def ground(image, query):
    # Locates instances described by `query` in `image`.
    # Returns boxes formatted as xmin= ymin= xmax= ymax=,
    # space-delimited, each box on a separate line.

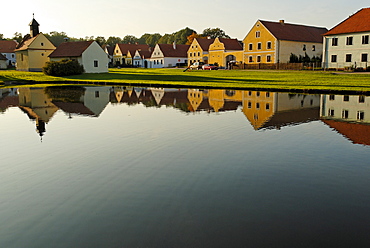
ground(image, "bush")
xmin=43 ymin=59 xmax=84 ymax=76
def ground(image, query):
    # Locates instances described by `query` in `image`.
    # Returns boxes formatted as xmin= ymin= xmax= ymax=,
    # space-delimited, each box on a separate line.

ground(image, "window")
xmin=266 ymin=55 xmax=271 ymax=62
xmin=342 ymin=110 xmax=349 ymax=119
xmin=359 ymin=95 xmax=365 ymax=103
xmin=249 ymin=56 xmax=253 ymax=63
xmin=266 ymin=103 xmax=270 ymax=110
xmin=345 ymin=54 xmax=352 ymax=62
xmin=362 ymin=35 xmax=369 ymax=44
xmin=312 ymin=45 xmax=316 ymax=51
xmin=249 ymin=43 xmax=253 ymax=50
xmin=329 ymin=95 xmax=335 ymax=100
xmin=332 ymin=38 xmax=338 ymax=46
xmin=248 ymin=91 xmax=252 ymax=96
xmin=357 ymin=111 xmax=365 ymax=120
xmin=256 ymin=102 xmax=260 ymax=109
xmin=41 ymin=42 xmax=44 ymax=46
xmin=303 ymin=44 xmax=306 ymax=51
xmin=361 ymin=53 xmax=368 ymax=62
xmin=343 ymin=95 xmax=349 ymax=101
xmin=95 ymin=91 xmax=100 ymax=98
xmin=189 ymin=53 xmax=192 ymax=57
xmin=256 ymin=91 xmax=260 ymax=97
xmin=247 ymin=101 xmax=252 ymax=108
xmin=198 ymin=52 xmax=200 ymax=56
xmin=331 ymin=55 xmax=337 ymax=62
xmin=41 ymin=53 xmax=44 ymax=56
xmin=256 ymin=31 xmax=260 ymax=38
xmin=267 ymin=41 xmax=272 ymax=49
xmin=328 ymin=109 xmax=335 ymax=117
xmin=257 ymin=56 xmax=261 ymax=63
xmin=266 ymin=92 xmax=270 ymax=98
xmin=257 ymin=42 xmax=262 ymax=50
xmin=346 ymin=36 xmax=353 ymax=45
xmin=94 ymin=60 xmax=98 ymax=67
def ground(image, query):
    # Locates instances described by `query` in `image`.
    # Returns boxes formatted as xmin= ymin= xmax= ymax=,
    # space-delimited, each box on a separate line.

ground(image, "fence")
xmin=238 ymin=62 xmax=322 ymax=70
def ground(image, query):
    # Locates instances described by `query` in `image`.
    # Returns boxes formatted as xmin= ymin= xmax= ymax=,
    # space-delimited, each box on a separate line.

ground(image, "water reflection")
xmin=1 ymin=85 xmax=370 ymax=145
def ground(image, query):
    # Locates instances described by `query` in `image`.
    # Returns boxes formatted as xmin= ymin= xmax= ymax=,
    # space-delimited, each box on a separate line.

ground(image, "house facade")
xmin=149 ymin=43 xmax=189 ymax=68
xmin=113 ymin=43 xmax=150 ymax=66
xmin=0 ymin=40 xmax=18 ymax=67
xmin=208 ymin=38 xmax=243 ymax=68
xmin=243 ymin=20 xmax=327 ymax=64
xmin=187 ymin=38 xmax=215 ymax=66
xmin=49 ymin=41 xmax=109 ymax=73
xmin=322 ymin=8 xmax=370 ymax=69
xmin=15 ymin=18 xmax=56 ymax=72
xmin=0 ymin=53 xmax=7 ymax=69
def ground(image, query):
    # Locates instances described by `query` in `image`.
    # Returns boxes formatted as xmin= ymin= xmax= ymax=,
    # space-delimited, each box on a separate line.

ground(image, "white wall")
xmin=82 ymin=41 xmax=109 ymax=73
xmin=279 ymin=40 xmax=324 ymax=63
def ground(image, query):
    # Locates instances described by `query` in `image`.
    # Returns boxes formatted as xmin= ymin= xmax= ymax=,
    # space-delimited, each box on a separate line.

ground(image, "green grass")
xmin=1 ymin=68 xmax=370 ymax=92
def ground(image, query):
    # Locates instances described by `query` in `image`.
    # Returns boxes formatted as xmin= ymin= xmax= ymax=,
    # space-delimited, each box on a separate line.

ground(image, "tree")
xmin=186 ymin=32 xmax=205 ymax=45
xmin=95 ymin=36 xmax=106 ymax=46
xmin=201 ymin=28 xmax=230 ymax=39
xmin=44 ymin=31 xmax=68 ymax=47
xmin=158 ymin=33 xmax=174 ymax=44
xmin=13 ymin=32 xmax=23 ymax=43
xmin=138 ymin=33 xmax=162 ymax=47
xmin=122 ymin=35 xmax=138 ymax=44
xmin=173 ymin=27 xmax=196 ymax=44
xmin=106 ymin=36 xmax=122 ymax=47
xmin=0 ymin=34 xmax=4 ymax=40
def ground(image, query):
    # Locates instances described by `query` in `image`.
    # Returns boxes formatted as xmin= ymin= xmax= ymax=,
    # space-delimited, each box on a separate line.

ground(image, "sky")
xmin=2 ymin=0 xmax=369 ymax=41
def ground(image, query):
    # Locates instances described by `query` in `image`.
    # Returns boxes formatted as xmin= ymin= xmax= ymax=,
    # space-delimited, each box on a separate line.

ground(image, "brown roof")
xmin=52 ymin=101 xmax=96 ymax=116
xmin=0 ymin=40 xmax=17 ymax=53
xmin=158 ymin=44 xmax=189 ymax=57
xmin=117 ymin=44 xmax=150 ymax=55
xmin=49 ymin=41 xmax=94 ymax=57
xmin=0 ymin=53 xmax=6 ymax=60
xmin=324 ymin=8 xmax=370 ymax=36
xmin=15 ymin=34 xmax=37 ymax=51
xmin=137 ymin=50 xmax=152 ymax=59
xmin=196 ymin=38 xmax=215 ymax=51
xmin=260 ymin=20 xmax=328 ymax=43
xmin=218 ymin=38 xmax=243 ymax=50
xmin=103 ymin=45 xmax=115 ymax=56
xmin=322 ymin=119 xmax=370 ymax=146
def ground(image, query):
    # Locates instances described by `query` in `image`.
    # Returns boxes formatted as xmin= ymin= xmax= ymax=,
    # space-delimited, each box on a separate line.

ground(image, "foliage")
xmin=186 ymin=32 xmax=205 ymax=45
xmin=0 ymin=34 xmax=4 ymax=40
xmin=201 ymin=28 xmax=230 ymax=39
xmin=122 ymin=35 xmax=139 ymax=44
xmin=95 ymin=36 xmax=106 ymax=46
xmin=45 ymin=86 xmax=85 ymax=102
xmin=290 ymin=53 xmax=322 ymax=63
xmin=138 ymin=33 xmax=162 ymax=47
xmin=44 ymin=31 xmax=68 ymax=47
xmin=43 ymin=59 xmax=84 ymax=76
xmin=106 ymin=36 xmax=123 ymax=47
xmin=158 ymin=27 xmax=196 ymax=44
xmin=13 ymin=32 xmax=23 ymax=43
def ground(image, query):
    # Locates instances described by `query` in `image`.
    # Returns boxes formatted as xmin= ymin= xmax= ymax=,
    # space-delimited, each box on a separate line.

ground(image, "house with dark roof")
xmin=322 ymin=8 xmax=370 ymax=69
xmin=0 ymin=40 xmax=18 ymax=67
xmin=132 ymin=50 xmax=152 ymax=68
xmin=208 ymin=38 xmax=243 ymax=68
xmin=49 ymin=41 xmax=109 ymax=73
xmin=15 ymin=18 xmax=56 ymax=71
xmin=149 ymin=43 xmax=189 ymax=68
xmin=187 ymin=38 xmax=215 ymax=66
xmin=243 ymin=20 xmax=327 ymax=64
xmin=113 ymin=43 xmax=151 ymax=66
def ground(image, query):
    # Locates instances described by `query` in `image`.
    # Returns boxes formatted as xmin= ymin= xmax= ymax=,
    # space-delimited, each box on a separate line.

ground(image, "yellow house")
xmin=208 ymin=38 xmax=243 ymax=68
xmin=113 ymin=43 xmax=150 ymax=66
xmin=187 ymin=38 xmax=215 ymax=66
xmin=15 ymin=18 xmax=56 ymax=71
xmin=243 ymin=20 xmax=327 ymax=64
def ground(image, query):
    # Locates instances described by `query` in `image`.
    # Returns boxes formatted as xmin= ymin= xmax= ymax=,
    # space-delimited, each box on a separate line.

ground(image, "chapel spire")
xmin=29 ymin=14 xmax=40 ymax=37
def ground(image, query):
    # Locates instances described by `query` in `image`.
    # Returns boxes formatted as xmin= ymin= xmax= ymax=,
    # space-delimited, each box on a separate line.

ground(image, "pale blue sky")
xmin=3 ymin=0 xmax=369 ymax=40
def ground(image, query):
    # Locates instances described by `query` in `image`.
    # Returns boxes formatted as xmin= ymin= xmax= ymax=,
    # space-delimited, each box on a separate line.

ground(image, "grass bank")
xmin=1 ymin=68 xmax=370 ymax=92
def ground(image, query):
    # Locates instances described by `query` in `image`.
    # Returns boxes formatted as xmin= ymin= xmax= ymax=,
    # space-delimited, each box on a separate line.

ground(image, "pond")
xmin=0 ymin=86 xmax=369 ymax=247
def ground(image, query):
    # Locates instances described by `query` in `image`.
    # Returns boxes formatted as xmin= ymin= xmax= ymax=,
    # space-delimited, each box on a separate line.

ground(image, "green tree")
xmin=44 ymin=31 xmax=68 ymax=47
xmin=201 ymin=28 xmax=230 ymax=39
xmin=13 ymin=32 xmax=23 ymax=43
xmin=107 ymin=36 xmax=122 ymax=47
xmin=122 ymin=35 xmax=138 ymax=44
xmin=95 ymin=36 xmax=106 ymax=46
xmin=174 ymin=27 xmax=196 ymax=44
xmin=158 ymin=33 xmax=174 ymax=44
xmin=0 ymin=34 xmax=4 ymax=40
xmin=138 ymin=33 xmax=162 ymax=47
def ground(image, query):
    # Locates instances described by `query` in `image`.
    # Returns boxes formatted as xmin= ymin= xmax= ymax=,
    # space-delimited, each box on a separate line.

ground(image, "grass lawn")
xmin=1 ymin=68 xmax=370 ymax=92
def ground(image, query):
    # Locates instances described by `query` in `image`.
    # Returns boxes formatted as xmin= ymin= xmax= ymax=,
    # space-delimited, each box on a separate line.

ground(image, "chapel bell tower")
xmin=29 ymin=14 xmax=40 ymax=37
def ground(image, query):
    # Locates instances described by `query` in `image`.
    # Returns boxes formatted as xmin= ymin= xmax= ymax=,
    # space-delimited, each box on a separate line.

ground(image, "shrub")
xmin=43 ymin=59 xmax=84 ymax=76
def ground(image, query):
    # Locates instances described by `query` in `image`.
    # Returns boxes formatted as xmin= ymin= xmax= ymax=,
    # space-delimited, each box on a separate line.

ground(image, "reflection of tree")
xmin=172 ymin=103 xmax=191 ymax=112
xmin=45 ymin=86 xmax=85 ymax=102
xmin=141 ymin=98 xmax=160 ymax=108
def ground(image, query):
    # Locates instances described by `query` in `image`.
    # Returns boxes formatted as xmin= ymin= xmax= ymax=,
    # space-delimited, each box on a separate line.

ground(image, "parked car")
xmin=202 ymin=64 xmax=218 ymax=70
xmin=190 ymin=62 xmax=204 ymax=70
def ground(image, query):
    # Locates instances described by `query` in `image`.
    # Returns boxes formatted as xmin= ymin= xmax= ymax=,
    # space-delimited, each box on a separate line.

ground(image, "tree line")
xmin=0 ymin=27 xmax=230 ymax=47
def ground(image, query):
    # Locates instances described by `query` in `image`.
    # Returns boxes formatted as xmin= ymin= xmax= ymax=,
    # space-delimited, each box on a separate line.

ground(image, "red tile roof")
xmin=117 ymin=44 xmax=150 ymax=55
xmin=324 ymin=8 xmax=370 ymax=36
xmin=0 ymin=40 xmax=17 ymax=53
xmin=137 ymin=50 xmax=152 ymax=59
xmin=196 ymin=38 xmax=215 ymax=51
xmin=261 ymin=20 xmax=328 ymax=43
xmin=322 ymin=119 xmax=370 ymax=146
xmin=158 ymin=44 xmax=189 ymax=57
xmin=49 ymin=41 xmax=94 ymax=57
xmin=15 ymin=34 xmax=37 ymax=51
xmin=218 ymin=38 xmax=243 ymax=50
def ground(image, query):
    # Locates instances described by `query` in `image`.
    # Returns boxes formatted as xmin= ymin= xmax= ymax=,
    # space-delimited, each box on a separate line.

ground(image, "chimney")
xmin=173 ymin=40 xmax=176 ymax=50
xmin=279 ymin=20 xmax=285 ymax=25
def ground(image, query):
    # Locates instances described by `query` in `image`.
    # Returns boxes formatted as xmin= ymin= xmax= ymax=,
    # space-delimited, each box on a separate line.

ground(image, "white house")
xmin=49 ymin=41 xmax=109 ymax=73
xmin=0 ymin=40 xmax=17 ymax=67
xmin=132 ymin=50 xmax=152 ymax=68
xmin=149 ymin=43 xmax=189 ymax=68
xmin=323 ymin=8 xmax=370 ymax=69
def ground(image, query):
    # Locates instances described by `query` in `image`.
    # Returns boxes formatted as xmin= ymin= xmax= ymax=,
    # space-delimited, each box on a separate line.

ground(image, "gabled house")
xmin=0 ymin=53 xmax=7 ymax=69
xmin=132 ymin=50 xmax=152 ymax=68
xmin=49 ymin=41 xmax=109 ymax=73
xmin=243 ymin=20 xmax=327 ymax=64
xmin=14 ymin=18 xmax=56 ymax=71
xmin=0 ymin=40 xmax=18 ymax=67
xmin=103 ymin=45 xmax=115 ymax=67
xmin=187 ymin=38 xmax=215 ymax=66
xmin=208 ymin=38 xmax=243 ymax=68
xmin=113 ymin=43 xmax=151 ymax=66
xmin=322 ymin=8 xmax=370 ymax=70
xmin=149 ymin=43 xmax=189 ymax=68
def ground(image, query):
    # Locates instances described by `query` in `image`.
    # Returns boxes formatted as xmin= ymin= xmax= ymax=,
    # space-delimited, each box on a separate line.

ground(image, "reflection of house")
xmin=243 ymin=20 xmax=327 ymax=64
xmin=242 ymin=91 xmax=320 ymax=130
xmin=15 ymin=18 xmax=56 ymax=72
xmin=323 ymin=8 xmax=370 ymax=70
xmin=208 ymin=38 xmax=243 ymax=68
xmin=49 ymin=41 xmax=109 ymax=73
xmin=0 ymin=88 xmax=19 ymax=113
xmin=18 ymin=88 xmax=59 ymax=137
xmin=322 ymin=120 xmax=370 ymax=146
xmin=149 ymin=43 xmax=189 ymax=68
xmin=320 ymin=94 xmax=370 ymax=123
xmin=187 ymin=38 xmax=215 ymax=66
xmin=0 ymin=40 xmax=18 ymax=67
